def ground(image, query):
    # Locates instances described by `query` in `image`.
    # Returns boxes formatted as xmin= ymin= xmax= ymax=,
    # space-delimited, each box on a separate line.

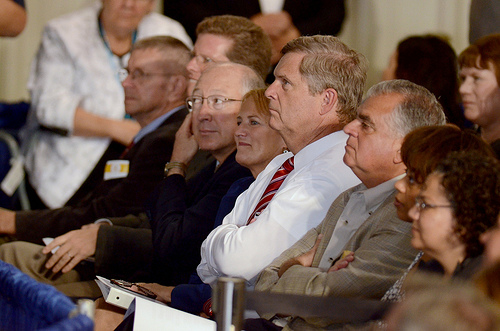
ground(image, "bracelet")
xmin=164 ymin=161 xmax=188 ymax=177
xmin=94 ymin=218 xmax=113 ymax=226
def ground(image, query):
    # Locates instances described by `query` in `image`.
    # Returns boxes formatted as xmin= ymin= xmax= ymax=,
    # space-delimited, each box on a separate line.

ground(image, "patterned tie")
xmin=246 ymin=156 xmax=295 ymax=225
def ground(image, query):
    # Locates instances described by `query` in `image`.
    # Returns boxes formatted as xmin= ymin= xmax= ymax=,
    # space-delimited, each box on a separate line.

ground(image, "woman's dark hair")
xmin=435 ymin=151 xmax=500 ymax=258
xmin=395 ymin=35 xmax=465 ymax=128
xmin=401 ymin=125 xmax=495 ymax=185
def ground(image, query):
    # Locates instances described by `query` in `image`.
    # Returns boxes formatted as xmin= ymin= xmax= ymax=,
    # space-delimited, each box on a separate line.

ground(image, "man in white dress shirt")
xmin=197 ymin=35 xmax=366 ymax=287
xmin=253 ymin=80 xmax=446 ymax=330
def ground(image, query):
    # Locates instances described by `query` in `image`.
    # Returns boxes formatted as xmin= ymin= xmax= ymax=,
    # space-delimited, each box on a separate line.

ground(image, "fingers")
xmin=328 ymin=260 xmax=349 ymax=272
xmin=178 ymin=113 xmax=193 ymax=136
xmin=311 ymin=233 xmax=323 ymax=252
xmin=171 ymin=113 xmax=198 ymax=164
xmin=339 ymin=251 xmax=355 ymax=263
xmin=42 ymin=233 xmax=67 ymax=255
xmin=328 ymin=252 xmax=355 ymax=273
xmin=136 ymin=282 xmax=153 ymax=290
xmin=344 ymin=252 xmax=355 ymax=262
xmin=42 ymin=233 xmax=80 ymax=273
xmin=60 ymin=253 xmax=84 ymax=273
xmin=315 ymin=233 xmax=323 ymax=245
xmin=45 ymin=246 xmax=72 ymax=273
xmin=46 ymin=247 xmax=84 ymax=274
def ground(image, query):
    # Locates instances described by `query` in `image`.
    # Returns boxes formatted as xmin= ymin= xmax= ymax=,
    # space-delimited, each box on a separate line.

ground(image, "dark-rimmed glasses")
xmin=414 ymin=196 xmax=453 ymax=211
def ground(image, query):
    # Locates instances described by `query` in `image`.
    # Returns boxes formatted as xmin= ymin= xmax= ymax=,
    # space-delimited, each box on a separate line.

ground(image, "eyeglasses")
xmin=414 ymin=196 xmax=453 ymax=211
xmin=110 ymin=279 xmax=157 ymax=299
xmin=118 ymin=68 xmax=170 ymax=82
xmin=186 ymin=95 xmax=242 ymax=112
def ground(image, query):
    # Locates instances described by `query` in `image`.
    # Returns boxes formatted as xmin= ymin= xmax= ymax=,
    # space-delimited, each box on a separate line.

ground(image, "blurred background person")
xmin=185 ymin=15 xmax=271 ymax=94
xmin=21 ymin=0 xmax=191 ymax=209
xmin=382 ymin=34 xmax=467 ymax=128
xmin=384 ymin=274 xmax=500 ymax=331
xmin=469 ymin=0 xmax=500 ymax=43
xmin=480 ymin=214 xmax=500 ymax=268
xmin=163 ymin=0 xmax=345 ymax=80
xmin=0 ymin=0 xmax=26 ymax=37
xmin=475 ymin=213 xmax=500 ymax=307
xmin=458 ymin=33 xmax=500 ymax=158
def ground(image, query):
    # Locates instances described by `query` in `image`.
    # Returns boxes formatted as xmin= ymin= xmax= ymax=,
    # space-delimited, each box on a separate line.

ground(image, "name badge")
xmin=104 ymin=160 xmax=129 ymax=180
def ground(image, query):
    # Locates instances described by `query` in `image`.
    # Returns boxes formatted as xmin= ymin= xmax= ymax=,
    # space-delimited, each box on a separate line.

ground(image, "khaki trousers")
xmin=0 ymin=241 xmax=101 ymax=298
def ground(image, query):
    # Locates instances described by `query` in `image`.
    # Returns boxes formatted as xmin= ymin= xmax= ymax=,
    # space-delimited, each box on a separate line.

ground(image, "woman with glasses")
xmin=332 ymin=125 xmax=496 ymax=301
xmin=380 ymin=151 xmax=500 ymax=330
xmin=408 ymin=151 xmax=500 ymax=279
xmin=382 ymin=126 xmax=497 ymax=302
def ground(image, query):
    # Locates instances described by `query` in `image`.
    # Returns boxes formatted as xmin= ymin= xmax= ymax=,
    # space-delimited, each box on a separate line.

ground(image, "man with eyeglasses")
xmin=185 ymin=15 xmax=272 ymax=93
xmin=0 ymin=36 xmax=193 ymax=295
xmin=0 ymin=62 xmax=260 ymax=298
xmin=0 ymin=14 xmax=273 ymax=294
xmin=22 ymin=0 xmax=192 ymax=210
xmin=251 ymin=79 xmax=446 ymax=330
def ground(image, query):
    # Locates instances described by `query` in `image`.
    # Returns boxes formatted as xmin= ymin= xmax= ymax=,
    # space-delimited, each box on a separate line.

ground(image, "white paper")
xmin=42 ymin=237 xmax=60 ymax=254
xmin=133 ymin=296 xmax=216 ymax=331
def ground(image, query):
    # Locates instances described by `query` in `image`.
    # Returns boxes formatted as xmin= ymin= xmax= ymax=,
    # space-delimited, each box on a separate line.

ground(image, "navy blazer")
xmin=149 ymin=152 xmax=252 ymax=285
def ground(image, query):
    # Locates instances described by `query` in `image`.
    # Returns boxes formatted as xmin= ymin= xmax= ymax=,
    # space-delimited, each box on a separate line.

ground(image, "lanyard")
xmin=98 ymin=16 xmax=137 ymax=119
xmin=98 ymin=17 xmax=137 ymax=75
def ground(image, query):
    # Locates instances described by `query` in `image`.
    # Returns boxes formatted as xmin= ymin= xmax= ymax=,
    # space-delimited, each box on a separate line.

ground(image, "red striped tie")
xmin=247 ymin=156 xmax=294 ymax=225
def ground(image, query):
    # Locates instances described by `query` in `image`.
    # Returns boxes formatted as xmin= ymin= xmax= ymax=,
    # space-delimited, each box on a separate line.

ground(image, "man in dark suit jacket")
xmin=0 ymin=62 xmax=263 ymax=298
xmin=0 ymin=36 xmax=192 ymax=288
xmin=0 ymin=36 xmax=194 ymax=239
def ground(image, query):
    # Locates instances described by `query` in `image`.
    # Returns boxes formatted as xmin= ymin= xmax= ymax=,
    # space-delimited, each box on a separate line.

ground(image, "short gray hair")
xmin=366 ymin=79 xmax=446 ymax=137
xmin=282 ymin=35 xmax=368 ymax=126
xmin=132 ymin=36 xmax=191 ymax=77
xmin=200 ymin=62 xmax=266 ymax=96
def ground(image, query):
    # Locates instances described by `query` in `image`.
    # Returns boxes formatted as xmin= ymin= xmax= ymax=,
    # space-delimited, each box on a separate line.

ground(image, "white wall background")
xmin=0 ymin=0 xmax=471 ymax=102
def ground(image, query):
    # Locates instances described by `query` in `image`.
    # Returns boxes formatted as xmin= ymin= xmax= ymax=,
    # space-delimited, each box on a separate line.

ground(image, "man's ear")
xmin=168 ymin=75 xmax=188 ymax=97
xmin=145 ymin=0 xmax=155 ymax=14
xmin=394 ymin=146 xmax=403 ymax=165
xmin=319 ymin=88 xmax=338 ymax=115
